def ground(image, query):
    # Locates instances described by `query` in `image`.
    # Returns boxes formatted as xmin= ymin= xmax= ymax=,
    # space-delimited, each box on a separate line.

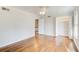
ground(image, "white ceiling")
xmin=47 ymin=6 xmax=76 ymax=17
xmin=13 ymin=6 xmax=76 ymax=17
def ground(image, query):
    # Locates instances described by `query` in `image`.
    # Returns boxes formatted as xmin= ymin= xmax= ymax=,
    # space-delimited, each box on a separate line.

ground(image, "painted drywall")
xmin=0 ymin=7 xmax=37 ymax=47
xmin=39 ymin=17 xmax=56 ymax=36
xmin=39 ymin=16 xmax=71 ymax=36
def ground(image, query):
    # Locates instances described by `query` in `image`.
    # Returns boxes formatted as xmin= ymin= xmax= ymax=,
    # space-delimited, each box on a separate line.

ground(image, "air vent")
xmin=48 ymin=16 xmax=51 ymax=17
xmin=1 ymin=7 xmax=10 ymax=11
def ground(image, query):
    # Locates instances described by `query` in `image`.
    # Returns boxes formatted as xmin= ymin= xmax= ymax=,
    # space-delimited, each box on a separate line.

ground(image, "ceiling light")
xmin=39 ymin=7 xmax=47 ymax=15
xmin=40 ymin=11 xmax=45 ymax=15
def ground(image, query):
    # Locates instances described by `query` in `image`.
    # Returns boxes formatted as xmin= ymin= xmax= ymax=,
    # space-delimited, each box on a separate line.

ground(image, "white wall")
xmin=45 ymin=17 xmax=56 ymax=36
xmin=0 ymin=7 xmax=37 ymax=47
xmin=39 ymin=16 xmax=71 ymax=36
xmin=39 ymin=18 xmax=45 ymax=35
xmin=39 ymin=17 xmax=56 ymax=36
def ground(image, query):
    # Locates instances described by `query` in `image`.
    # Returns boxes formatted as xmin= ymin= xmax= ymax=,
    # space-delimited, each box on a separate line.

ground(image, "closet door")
xmin=56 ymin=17 xmax=70 ymax=46
xmin=56 ymin=18 xmax=65 ymax=46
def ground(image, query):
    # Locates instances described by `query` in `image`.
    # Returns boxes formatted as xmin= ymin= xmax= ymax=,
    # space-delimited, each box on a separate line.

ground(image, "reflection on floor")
xmin=0 ymin=35 xmax=71 ymax=52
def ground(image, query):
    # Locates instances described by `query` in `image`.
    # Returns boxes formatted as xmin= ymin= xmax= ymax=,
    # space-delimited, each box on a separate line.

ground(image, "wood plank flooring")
xmin=0 ymin=35 xmax=72 ymax=52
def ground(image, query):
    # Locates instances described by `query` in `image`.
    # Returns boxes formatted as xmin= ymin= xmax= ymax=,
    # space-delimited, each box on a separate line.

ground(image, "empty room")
xmin=0 ymin=6 xmax=79 ymax=52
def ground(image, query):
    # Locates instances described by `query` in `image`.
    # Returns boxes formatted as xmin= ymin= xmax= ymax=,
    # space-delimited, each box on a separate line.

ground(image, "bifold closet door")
xmin=56 ymin=17 xmax=71 ymax=46
xmin=56 ymin=18 xmax=65 ymax=46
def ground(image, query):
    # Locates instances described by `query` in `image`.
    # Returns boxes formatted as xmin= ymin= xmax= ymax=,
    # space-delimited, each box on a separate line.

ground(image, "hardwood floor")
xmin=0 ymin=35 xmax=71 ymax=52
